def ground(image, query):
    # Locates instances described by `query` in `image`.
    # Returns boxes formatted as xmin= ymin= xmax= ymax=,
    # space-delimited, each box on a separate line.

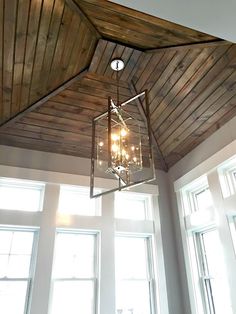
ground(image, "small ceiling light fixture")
xmin=90 ymin=59 xmax=155 ymax=198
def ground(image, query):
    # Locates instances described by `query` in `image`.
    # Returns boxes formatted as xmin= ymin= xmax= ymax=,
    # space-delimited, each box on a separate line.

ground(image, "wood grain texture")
xmin=75 ymin=0 xmax=217 ymax=49
xmin=1 ymin=0 xmax=236 ymax=171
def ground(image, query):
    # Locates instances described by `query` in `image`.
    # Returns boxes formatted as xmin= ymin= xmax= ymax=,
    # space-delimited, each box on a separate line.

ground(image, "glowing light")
xmin=98 ymin=141 xmax=104 ymax=147
xmin=112 ymin=144 xmax=119 ymax=152
xmin=131 ymin=146 xmax=135 ymax=151
xmin=120 ymin=128 xmax=127 ymax=137
xmin=125 ymin=154 xmax=129 ymax=160
xmin=111 ymin=133 xmax=119 ymax=141
xmin=133 ymin=157 xmax=137 ymax=162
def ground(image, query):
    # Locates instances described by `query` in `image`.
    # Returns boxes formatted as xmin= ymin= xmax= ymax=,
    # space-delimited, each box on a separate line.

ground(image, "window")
xmin=0 ymin=178 xmax=44 ymax=212
xmin=50 ymin=232 xmax=98 ymax=314
xmin=218 ymin=157 xmax=236 ymax=197
xmin=115 ymin=235 xmax=156 ymax=314
xmin=115 ymin=192 xmax=152 ymax=220
xmin=0 ymin=229 xmax=36 ymax=314
xmin=229 ymin=216 xmax=236 ymax=255
xmin=58 ymin=185 xmax=101 ymax=216
xmin=195 ymin=229 xmax=232 ymax=314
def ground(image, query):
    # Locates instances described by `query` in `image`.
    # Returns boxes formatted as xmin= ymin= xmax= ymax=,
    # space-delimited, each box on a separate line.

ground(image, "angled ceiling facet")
xmin=1 ymin=0 xmax=236 ymax=171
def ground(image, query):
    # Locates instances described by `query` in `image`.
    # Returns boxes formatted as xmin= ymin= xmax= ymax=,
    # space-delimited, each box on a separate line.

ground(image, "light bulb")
xmin=111 ymin=133 xmax=119 ymax=141
xmin=133 ymin=157 xmax=137 ymax=162
xmin=131 ymin=146 xmax=135 ymax=151
xmin=98 ymin=141 xmax=104 ymax=147
xmin=120 ymin=128 xmax=127 ymax=137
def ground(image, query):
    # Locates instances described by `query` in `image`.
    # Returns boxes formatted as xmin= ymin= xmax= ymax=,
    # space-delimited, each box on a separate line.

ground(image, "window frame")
xmin=115 ymin=234 xmax=157 ymax=314
xmin=0 ymin=177 xmax=45 ymax=212
xmin=0 ymin=227 xmax=38 ymax=314
xmin=49 ymin=230 xmax=100 ymax=314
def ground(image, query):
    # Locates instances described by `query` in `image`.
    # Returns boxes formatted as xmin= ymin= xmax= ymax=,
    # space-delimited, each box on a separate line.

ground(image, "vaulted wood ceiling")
xmin=0 ymin=0 xmax=235 ymax=170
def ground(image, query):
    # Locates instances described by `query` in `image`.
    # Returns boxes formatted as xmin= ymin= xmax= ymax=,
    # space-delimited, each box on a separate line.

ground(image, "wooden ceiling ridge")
xmin=0 ymin=69 xmax=88 ymax=131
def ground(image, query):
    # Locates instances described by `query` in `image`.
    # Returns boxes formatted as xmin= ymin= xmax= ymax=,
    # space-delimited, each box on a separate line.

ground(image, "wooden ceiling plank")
xmin=119 ymin=50 xmax=142 ymax=82
xmin=160 ymin=74 xmax=236 ymax=155
xmin=89 ymin=39 xmax=107 ymax=73
xmin=135 ymin=52 xmax=165 ymax=92
xmin=47 ymin=3 xmax=74 ymax=91
xmin=2 ymin=0 xmax=18 ymax=121
xmin=0 ymin=0 xmax=4 ymax=123
xmin=77 ymin=0 xmax=216 ymax=47
xmin=37 ymin=0 xmax=65 ymax=98
xmin=103 ymin=44 xmax=126 ymax=78
xmin=151 ymin=45 xmax=231 ymax=130
xmin=30 ymin=0 xmax=65 ymax=104
xmin=73 ymin=29 xmax=97 ymax=75
xmin=0 ymin=133 xmax=92 ymax=157
xmin=155 ymin=45 xmax=235 ymax=144
xmin=148 ymin=50 xmax=188 ymax=109
xmin=77 ymin=0 xmax=215 ymax=42
xmin=131 ymin=53 xmax=152 ymax=86
xmin=130 ymin=82 xmax=168 ymax=172
xmin=11 ymin=0 xmax=31 ymax=117
xmin=96 ymin=41 xmax=117 ymax=76
xmin=73 ymin=76 xmax=130 ymax=97
xmin=0 ymin=69 xmax=88 ymax=130
xmin=148 ymin=48 xmax=202 ymax=115
xmin=166 ymin=104 xmax=236 ymax=167
xmin=111 ymin=46 xmax=134 ymax=80
xmin=88 ymin=17 xmax=172 ymax=49
xmin=20 ymin=0 xmax=44 ymax=110
xmin=65 ymin=0 xmax=101 ymax=39
xmin=124 ymin=51 xmax=144 ymax=83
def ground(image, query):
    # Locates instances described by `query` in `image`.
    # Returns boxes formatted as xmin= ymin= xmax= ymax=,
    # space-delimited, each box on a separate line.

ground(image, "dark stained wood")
xmin=0 ymin=69 xmax=88 ymax=129
xmin=75 ymin=0 xmax=217 ymax=49
xmin=1 ymin=0 xmax=236 ymax=171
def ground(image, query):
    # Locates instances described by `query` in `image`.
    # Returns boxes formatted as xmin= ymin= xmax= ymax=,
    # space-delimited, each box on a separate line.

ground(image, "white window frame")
xmin=58 ymin=185 xmax=101 ymax=216
xmin=115 ymin=233 xmax=157 ymax=314
xmin=49 ymin=230 xmax=99 ymax=314
xmin=0 ymin=227 xmax=38 ymax=314
xmin=0 ymin=177 xmax=45 ymax=212
xmin=114 ymin=191 xmax=153 ymax=220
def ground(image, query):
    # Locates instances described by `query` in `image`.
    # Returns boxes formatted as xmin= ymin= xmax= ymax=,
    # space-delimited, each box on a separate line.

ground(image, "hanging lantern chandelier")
xmin=90 ymin=59 xmax=155 ymax=198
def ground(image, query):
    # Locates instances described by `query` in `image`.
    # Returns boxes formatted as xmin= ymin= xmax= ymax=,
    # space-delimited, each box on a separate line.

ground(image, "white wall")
xmin=110 ymin=0 xmax=236 ymax=43
xmin=0 ymin=144 xmax=184 ymax=314
xmin=168 ymin=116 xmax=236 ymax=313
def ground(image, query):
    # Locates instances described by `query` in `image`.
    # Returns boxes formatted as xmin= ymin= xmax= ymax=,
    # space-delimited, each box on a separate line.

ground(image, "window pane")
xmin=0 ymin=178 xmax=44 ymax=211
xmin=51 ymin=281 xmax=94 ymax=314
xmin=53 ymin=233 xmax=95 ymax=278
xmin=116 ymin=237 xmax=148 ymax=279
xmin=58 ymin=186 xmax=99 ymax=216
xmin=115 ymin=236 xmax=154 ymax=314
xmin=116 ymin=281 xmax=151 ymax=314
xmin=194 ymin=188 xmax=212 ymax=211
xmin=200 ymin=230 xmax=233 ymax=314
xmin=115 ymin=193 xmax=150 ymax=220
xmin=0 ymin=281 xmax=28 ymax=314
xmin=0 ymin=230 xmax=34 ymax=279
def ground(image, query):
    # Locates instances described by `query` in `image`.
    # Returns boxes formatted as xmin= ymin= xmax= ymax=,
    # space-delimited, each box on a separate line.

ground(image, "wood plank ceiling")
xmin=0 ymin=0 xmax=236 ymax=170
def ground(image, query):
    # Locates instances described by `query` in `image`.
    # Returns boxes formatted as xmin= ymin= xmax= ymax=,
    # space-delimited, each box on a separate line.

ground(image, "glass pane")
xmin=53 ymin=233 xmax=95 ymax=278
xmin=58 ymin=186 xmax=97 ymax=216
xmin=11 ymin=232 xmax=34 ymax=254
xmin=116 ymin=237 xmax=148 ymax=280
xmin=0 ymin=231 xmax=13 ymax=254
xmin=0 ymin=281 xmax=28 ymax=314
xmin=116 ymin=280 xmax=151 ymax=314
xmin=202 ymin=230 xmax=233 ymax=314
xmin=115 ymin=193 xmax=149 ymax=220
xmin=0 ymin=179 xmax=44 ymax=211
xmin=0 ymin=255 xmax=8 ymax=278
xmin=7 ymin=255 xmax=31 ymax=278
xmin=195 ymin=188 xmax=212 ymax=211
xmin=51 ymin=281 xmax=94 ymax=314
xmin=0 ymin=230 xmax=34 ymax=278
